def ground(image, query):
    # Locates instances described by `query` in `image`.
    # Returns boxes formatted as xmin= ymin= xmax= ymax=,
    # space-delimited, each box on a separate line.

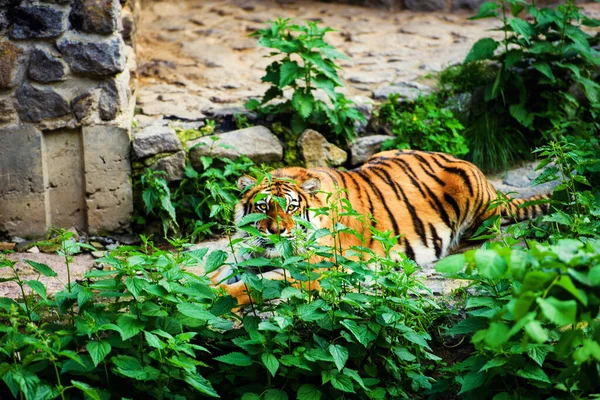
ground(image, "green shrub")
xmin=378 ymin=94 xmax=469 ymax=157
xmin=434 ymin=238 xmax=600 ymax=399
xmin=244 ymin=18 xmax=365 ymax=143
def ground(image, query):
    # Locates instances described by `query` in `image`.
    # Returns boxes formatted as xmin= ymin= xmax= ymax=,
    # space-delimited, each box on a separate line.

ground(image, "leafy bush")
xmin=434 ymin=238 xmax=600 ymax=399
xmin=244 ymin=18 xmax=365 ymax=143
xmin=378 ymin=94 xmax=469 ymax=157
xmin=137 ymin=137 xmax=254 ymax=240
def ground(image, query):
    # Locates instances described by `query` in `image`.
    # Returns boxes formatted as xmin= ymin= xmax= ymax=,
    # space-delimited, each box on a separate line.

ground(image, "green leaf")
xmin=474 ymin=249 xmax=507 ymax=279
xmin=479 ymin=357 xmax=507 ymax=372
xmin=86 ymin=340 xmax=111 ymax=367
xmin=458 ymin=371 xmax=486 ymax=394
xmin=144 ymin=331 xmax=163 ymax=349
xmin=393 ymin=346 xmax=416 ymax=362
xmin=183 ymin=372 xmax=220 ymax=398
xmin=328 ymin=344 xmax=348 ymax=371
xmin=331 ymin=373 xmax=355 ymax=393
xmin=116 ymin=314 xmax=145 ymax=340
xmin=297 ymin=384 xmax=322 ymax=400
xmin=71 ymin=380 xmax=101 ymax=400
xmin=125 ymin=277 xmax=147 ymax=299
xmin=527 ymin=345 xmax=551 ymax=367
xmin=516 ymin=364 xmax=551 ymax=384
xmin=177 ymin=303 xmax=216 ymax=321
xmin=261 ymin=353 xmax=279 ymax=377
xmin=537 ymin=297 xmax=577 ymax=326
xmin=533 ymin=61 xmax=555 ymax=82
xmin=204 ymin=250 xmax=228 ymax=274
xmin=435 ymin=254 xmax=465 ymax=274
xmin=524 ymin=320 xmax=548 ymax=343
xmin=25 ymin=260 xmax=57 ymax=277
xmin=340 ymin=320 xmax=369 ymax=347
xmin=25 ymin=280 xmax=47 ymax=300
xmin=509 ymin=18 xmax=534 ymax=44
xmin=292 ymin=90 xmax=314 ymax=120
xmin=446 ymin=317 xmax=488 ymax=336
xmin=237 ymin=213 xmax=268 ymax=226
xmin=468 ymin=2 xmax=499 ymax=20
xmin=280 ymin=61 xmax=302 ymax=87
xmin=214 ymin=352 xmax=253 ymax=367
xmin=265 ymin=389 xmax=288 ymax=400
xmin=484 ymin=322 xmax=509 ymax=347
xmin=555 ymin=275 xmax=586 ymax=305
xmin=465 ymin=38 xmax=499 ymax=62
xmin=509 ymin=103 xmax=534 ymax=127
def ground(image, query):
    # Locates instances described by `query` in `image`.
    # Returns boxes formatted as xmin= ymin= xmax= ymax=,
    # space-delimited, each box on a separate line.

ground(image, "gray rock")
xmin=150 ymin=151 xmax=186 ymax=183
xmin=298 ymin=129 xmax=348 ymax=168
xmin=0 ymin=40 xmax=19 ymax=90
xmin=452 ymin=0 xmax=485 ymax=10
xmin=347 ymin=71 xmax=395 ymax=84
xmin=352 ymin=95 xmax=374 ymax=134
xmin=445 ymin=92 xmax=472 ymax=124
xmin=16 ymin=83 xmax=70 ymax=122
xmin=57 ymin=35 xmax=126 ymax=76
xmin=72 ymin=89 xmax=98 ymax=123
xmin=132 ymin=125 xmax=183 ymax=159
xmin=121 ymin=6 xmax=134 ymax=42
xmin=0 ymin=0 xmax=21 ymax=6
xmin=189 ymin=126 xmax=283 ymax=167
xmin=349 ymin=135 xmax=392 ymax=166
xmin=70 ymin=0 xmax=121 ymax=35
xmin=0 ymin=10 xmax=8 ymax=34
xmin=10 ymin=6 xmax=66 ymax=39
xmin=373 ymin=81 xmax=432 ymax=101
xmin=0 ymin=97 xmax=15 ymax=123
xmin=28 ymin=49 xmax=67 ymax=83
xmin=99 ymin=79 xmax=119 ymax=120
xmin=404 ymin=0 xmax=446 ymax=11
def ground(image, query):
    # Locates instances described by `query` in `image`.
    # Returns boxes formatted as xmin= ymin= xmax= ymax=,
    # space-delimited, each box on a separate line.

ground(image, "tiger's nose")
xmin=267 ymin=225 xmax=287 ymax=235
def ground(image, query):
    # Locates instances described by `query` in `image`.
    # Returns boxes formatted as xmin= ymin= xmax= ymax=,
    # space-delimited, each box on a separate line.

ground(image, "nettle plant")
xmin=245 ymin=18 xmax=365 ymax=143
xmin=434 ymin=239 xmax=600 ymax=399
xmin=464 ymin=0 xmax=600 ymax=139
xmin=378 ymin=94 xmax=469 ymax=157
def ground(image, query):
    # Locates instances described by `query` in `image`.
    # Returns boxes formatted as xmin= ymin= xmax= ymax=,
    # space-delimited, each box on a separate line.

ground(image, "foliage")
xmin=378 ymin=94 xmax=469 ymax=157
xmin=434 ymin=238 xmax=600 ymax=399
xmin=137 ymin=136 xmax=254 ymax=239
xmin=244 ymin=18 xmax=365 ymax=143
xmin=0 ymin=196 xmax=448 ymax=399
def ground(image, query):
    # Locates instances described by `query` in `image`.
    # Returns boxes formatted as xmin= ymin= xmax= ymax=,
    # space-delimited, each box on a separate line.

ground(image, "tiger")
xmin=209 ymin=149 xmax=550 ymax=305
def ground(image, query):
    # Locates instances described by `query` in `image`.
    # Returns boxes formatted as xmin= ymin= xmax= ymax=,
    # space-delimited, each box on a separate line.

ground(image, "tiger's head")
xmin=234 ymin=168 xmax=323 ymax=259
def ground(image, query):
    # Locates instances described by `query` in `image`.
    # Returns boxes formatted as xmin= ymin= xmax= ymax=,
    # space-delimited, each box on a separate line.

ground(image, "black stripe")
xmin=420 ymin=163 xmax=447 ymax=186
xmin=404 ymin=237 xmax=415 ymax=260
xmin=317 ymin=169 xmax=340 ymax=187
xmin=347 ymin=172 xmax=375 ymax=248
xmin=356 ymin=169 xmax=400 ymax=237
xmin=387 ymin=159 xmax=428 ymax=199
xmin=423 ymin=185 xmax=454 ymax=233
xmin=372 ymin=166 xmax=428 ymax=248
xmin=412 ymin=153 xmax=436 ymax=174
xmin=444 ymin=167 xmax=474 ymax=196
xmin=429 ymin=223 xmax=443 ymax=259
xmin=444 ymin=193 xmax=462 ymax=223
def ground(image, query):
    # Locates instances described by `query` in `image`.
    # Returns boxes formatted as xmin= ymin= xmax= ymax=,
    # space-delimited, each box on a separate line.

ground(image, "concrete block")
xmin=0 ymin=126 xmax=47 ymax=237
xmin=82 ymin=125 xmax=133 ymax=233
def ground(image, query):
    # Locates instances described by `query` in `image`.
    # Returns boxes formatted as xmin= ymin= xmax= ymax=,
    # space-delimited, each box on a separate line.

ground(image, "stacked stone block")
xmin=0 ymin=0 xmax=138 ymax=238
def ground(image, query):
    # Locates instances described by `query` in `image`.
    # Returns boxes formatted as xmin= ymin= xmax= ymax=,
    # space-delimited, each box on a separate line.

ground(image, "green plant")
xmin=139 ymin=169 xmax=179 ymax=237
xmin=235 ymin=114 xmax=252 ymax=130
xmin=463 ymin=0 xmax=600 ymax=141
xmin=434 ymin=238 xmax=600 ymax=399
xmin=378 ymin=94 xmax=469 ymax=157
xmin=244 ymin=18 xmax=365 ymax=143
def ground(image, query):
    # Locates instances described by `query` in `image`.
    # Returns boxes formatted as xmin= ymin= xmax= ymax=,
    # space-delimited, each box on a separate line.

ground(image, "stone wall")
xmin=0 ymin=0 xmax=139 ymax=238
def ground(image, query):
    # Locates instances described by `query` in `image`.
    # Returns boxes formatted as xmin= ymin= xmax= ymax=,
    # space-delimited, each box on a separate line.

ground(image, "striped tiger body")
xmin=210 ymin=150 xmax=549 ymax=302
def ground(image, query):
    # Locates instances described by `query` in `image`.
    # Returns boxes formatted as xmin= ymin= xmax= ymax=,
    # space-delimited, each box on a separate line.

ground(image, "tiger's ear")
xmin=301 ymin=177 xmax=321 ymax=194
xmin=237 ymin=175 xmax=256 ymax=191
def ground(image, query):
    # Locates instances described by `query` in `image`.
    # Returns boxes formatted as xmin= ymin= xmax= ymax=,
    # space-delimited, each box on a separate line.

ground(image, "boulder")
xmin=0 ymin=40 xmax=19 ymax=90
xmin=150 ymin=151 xmax=186 ymax=183
xmin=28 ymin=49 xmax=67 ymax=83
xmin=298 ymin=129 xmax=347 ymax=168
xmin=349 ymin=135 xmax=392 ymax=166
xmin=189 ymin=126 xmax=283 ymax=167
xmin=16 ymin=83 xmax=70 ymax=122
xmin=132 ymin=125 xmax=183 ymax=159
xmin=10 ymin=6 xmax=66 ymax=39
xmin=57 ymin=34 xmax=126 ymax=76
xmin=70 ymin=0 xmax=121 ymax=35
xmin=373 ymin=81 xmax=432 ymax=101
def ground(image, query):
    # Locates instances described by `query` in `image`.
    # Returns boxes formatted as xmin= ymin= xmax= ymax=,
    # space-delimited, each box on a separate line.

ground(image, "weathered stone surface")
xmin=0 ymin=0 xmax=21 ymax=7
xmin=347 ymin=71 xmax=395 ymax=85
xmin=298 ymin=129 xmax=347 ymax=168
xmin=70 ymin=0 xmax=121 ymax=35
xmin=72 ymin=89 xmax=98 ymax=123
xmin=57 ymin=35 xmax=126 ymax=76
xmin=0 ymin=126 xmax=47 ymax=237
xmin=28 ymin=49 xmax=67 ymax=83
xmin=10 ymin=6 xmax=66 ymax=39
xmin=99 ymin=79 xmax=119 ymax=120
xmin=452 ymin=0 xmax=485 ymax=10
xmin=132 ymin=125 xmax=182 ymax=159
xmin=349 ymin=135 xmax=392 ymax=166
xmin=0 ymin=98 xmax=16 ymax=123
xmin=16 ymin=83 xmax=70 ymax=122
xmin=0 ymin=10 xmax=8 ymax=34
xmin=121 ymin=6 xmax=134 ymax=41
xmin=44 ymin=129 xmax=87 ymax=231
xmin=82 ymin=125 xmax=133 ymax=233
xmin=373 ymin=81 xmax=432 ymax=101
xmin=189 ymin=126 xmax=283 ymax=167
xmin=137 ymin=84 xmax=211 ymax=120
xmin=150 ymin=151 xmax=186 ymax=183
xmin=0 ymin=40 xmax=19 ymax=90
xmin=404 ymin=0 xmax=446 ymax=11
